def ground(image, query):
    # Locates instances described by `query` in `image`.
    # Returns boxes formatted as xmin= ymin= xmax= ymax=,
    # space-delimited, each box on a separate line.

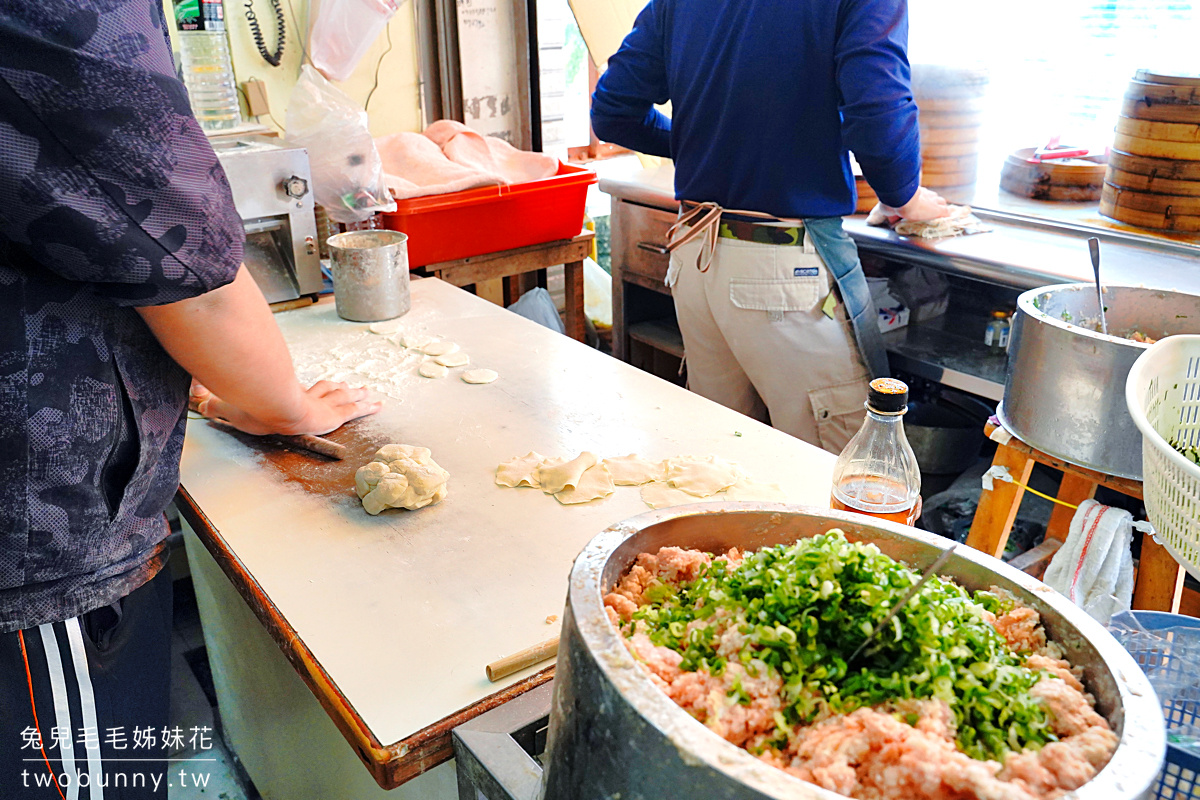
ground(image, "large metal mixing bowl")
xmin=1000 ymin=283 xmax=1200 ymax=480
xmin=540 ymin=503 xmax=1164 ymax=800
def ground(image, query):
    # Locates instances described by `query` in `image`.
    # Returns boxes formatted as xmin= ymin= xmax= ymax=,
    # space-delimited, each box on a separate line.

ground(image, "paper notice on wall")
xmin=457 ymin=0 xmax=524 ymax=145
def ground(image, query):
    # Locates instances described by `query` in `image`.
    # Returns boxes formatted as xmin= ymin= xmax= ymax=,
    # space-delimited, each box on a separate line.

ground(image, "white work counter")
xmin=176 ymin=278 xmax=836 ymax=796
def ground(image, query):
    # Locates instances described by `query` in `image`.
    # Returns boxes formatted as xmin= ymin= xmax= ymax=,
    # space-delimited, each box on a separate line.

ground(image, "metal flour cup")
xmin=327 ymin=230 xmax=411 ymax=322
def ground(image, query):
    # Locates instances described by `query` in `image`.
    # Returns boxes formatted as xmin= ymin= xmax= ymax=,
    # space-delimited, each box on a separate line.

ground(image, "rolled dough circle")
xmin=421 ymin=341 xmax=460 ymax=357
xmin=419 ymin=360 xmax=449 ymax=378
xmin=462 ymin=369 xmax=498 ymax=384
xmin=368 ymin=319 xmax=405 ymax=335
xmin=435 ymin=351 xmax=470 ymax=367
xmin=402 ymin=333 xmax=434 ymax=350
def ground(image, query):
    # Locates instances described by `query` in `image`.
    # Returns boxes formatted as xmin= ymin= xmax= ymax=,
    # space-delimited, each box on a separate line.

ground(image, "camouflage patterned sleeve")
xmin=0 ymin=1 xmax=243 ymax=306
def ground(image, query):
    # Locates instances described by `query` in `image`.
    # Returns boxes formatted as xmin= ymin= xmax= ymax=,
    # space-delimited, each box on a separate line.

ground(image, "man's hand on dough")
xmin=191 ymin=380 xmax=381 ymax=436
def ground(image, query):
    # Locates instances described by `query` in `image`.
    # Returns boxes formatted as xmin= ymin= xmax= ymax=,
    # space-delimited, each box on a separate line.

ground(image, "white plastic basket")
xmin=1126 ymin=334 xmax=1200 ymax=582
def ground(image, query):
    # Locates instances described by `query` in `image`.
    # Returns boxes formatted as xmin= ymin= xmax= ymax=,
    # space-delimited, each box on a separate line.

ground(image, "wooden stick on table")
xmin=486 ymin=636 xmax=559 ymax=682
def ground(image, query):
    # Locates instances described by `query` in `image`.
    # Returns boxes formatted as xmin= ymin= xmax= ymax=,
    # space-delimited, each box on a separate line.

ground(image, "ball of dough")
xmin=355 ymin=444 xmax=450 ymax=515
xmin=355 ymin=460 xmax=390 ymax=499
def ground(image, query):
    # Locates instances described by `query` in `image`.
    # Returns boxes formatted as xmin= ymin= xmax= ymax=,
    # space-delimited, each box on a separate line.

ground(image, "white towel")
xmin=1042 ymin=499 xmax=1135 ymax=624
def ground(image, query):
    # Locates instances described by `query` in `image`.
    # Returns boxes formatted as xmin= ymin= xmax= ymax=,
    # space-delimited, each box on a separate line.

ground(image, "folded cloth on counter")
xmin=866 ymin=203 xmax=991 ymax=239
xmin=375 ymin=120 xmax=559 ymax=200
xmin=1042 ymin=499 xmax=1135 ymax=624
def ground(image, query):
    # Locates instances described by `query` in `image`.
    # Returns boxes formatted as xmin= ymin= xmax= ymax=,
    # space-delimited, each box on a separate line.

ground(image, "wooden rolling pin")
xmin=187 ymin=399 xmax=347 ymax=460
xmin=486 ymin=636 xmax=559 ymax=682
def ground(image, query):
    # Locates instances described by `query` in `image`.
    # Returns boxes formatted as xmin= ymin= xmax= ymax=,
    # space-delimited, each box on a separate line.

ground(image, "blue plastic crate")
xmin=1125 ymin=611 xmax=1200 ymax=800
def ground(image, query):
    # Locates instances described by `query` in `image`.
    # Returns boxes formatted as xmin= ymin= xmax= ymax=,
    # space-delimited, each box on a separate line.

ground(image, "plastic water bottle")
xmin=178 ymin=31 xmax=241 ymax=130
xmin=172 ymin=1 xmax=242 ymax=131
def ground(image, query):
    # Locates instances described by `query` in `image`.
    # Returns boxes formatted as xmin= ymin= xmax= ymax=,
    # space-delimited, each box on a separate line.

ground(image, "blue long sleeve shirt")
xmin=591 ymin=0 xmax=922 ymax=217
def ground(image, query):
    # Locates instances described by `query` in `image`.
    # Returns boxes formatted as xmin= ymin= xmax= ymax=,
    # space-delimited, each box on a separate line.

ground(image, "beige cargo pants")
xmin=668 ymin=233 xmax=871 ymax=454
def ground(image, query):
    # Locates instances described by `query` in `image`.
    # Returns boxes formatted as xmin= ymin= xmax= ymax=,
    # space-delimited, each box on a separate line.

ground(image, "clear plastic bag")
xmin=310 ymin=0 xmax=400 ymax=82
xmin=583 ymin=257 xmax=612 ymax=329
xmin=285 ymin=66 xmax=396 ymax=223
xmin=508 ymin=288 xmax=565 ymax=334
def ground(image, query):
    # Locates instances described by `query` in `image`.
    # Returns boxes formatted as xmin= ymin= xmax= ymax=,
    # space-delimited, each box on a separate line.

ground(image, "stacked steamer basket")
xmin=912 ymin=64 xmax=989 ymax=204
xmin=854 ymin=174 xmax=878 ymax=214
xmin=1101 ymin=70 xmax=1200 ymax=232
xmin=1000 ymin=147 xmax=1108 ymax=202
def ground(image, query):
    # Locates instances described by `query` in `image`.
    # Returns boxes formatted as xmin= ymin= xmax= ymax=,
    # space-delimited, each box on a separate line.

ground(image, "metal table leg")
xmin=452 ymin=680 xmax=552 ymax=800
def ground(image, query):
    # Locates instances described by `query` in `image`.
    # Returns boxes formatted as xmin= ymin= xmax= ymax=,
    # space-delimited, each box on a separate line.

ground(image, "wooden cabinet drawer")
xmin=612 ymin=199 xmax=678 ymax=285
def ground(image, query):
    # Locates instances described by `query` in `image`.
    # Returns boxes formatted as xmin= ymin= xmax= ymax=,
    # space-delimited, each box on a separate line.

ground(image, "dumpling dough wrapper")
xmin=602 ymin=454 xmax=666 ymax=485
xmin=722 ymin=478 xmax=788 ymax=502
xmin=537 ymin=452 xmax=598 ymax=494
xmin=355 ymin=444 xmax=450 ymax=515
xmin=496 ymin=451 xmax=547 ymax=488
xmin=665 ymin=455 xmax=741 ymax=497
xmin=641 ymin=481 xmax=722 ymax=510
xmin=554 ymin=463 xmax=614 ymax=505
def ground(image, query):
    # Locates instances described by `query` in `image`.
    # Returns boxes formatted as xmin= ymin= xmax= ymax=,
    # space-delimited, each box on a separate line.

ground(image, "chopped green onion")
xmin=626 ymin=530 xmax=1054 ymax=762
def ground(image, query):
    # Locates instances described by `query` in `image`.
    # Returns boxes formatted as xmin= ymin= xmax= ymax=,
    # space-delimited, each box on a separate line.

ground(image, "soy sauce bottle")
xmin=829 ymin=378 xmax=921 ymax=525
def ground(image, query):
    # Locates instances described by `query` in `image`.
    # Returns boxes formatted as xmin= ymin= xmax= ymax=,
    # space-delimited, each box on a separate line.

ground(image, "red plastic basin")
xmin=379 ymin=162 xmax=598 ymax=268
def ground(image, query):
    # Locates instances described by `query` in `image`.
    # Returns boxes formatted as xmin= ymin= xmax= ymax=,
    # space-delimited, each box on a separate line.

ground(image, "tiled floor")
xmin=168 ymin=572 xmax=257 ymax=800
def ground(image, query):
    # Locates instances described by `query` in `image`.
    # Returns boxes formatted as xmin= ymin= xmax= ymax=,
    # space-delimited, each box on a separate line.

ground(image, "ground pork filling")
xmin=604 ymin=537 xmax=1118 ymax=800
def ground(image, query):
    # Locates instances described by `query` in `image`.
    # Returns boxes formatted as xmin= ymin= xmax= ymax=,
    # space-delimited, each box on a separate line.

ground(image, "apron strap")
xmin=665 ymin=201 xmax=808 ymax=273
xmin=664 ymin=202 xmax=722 ymax=272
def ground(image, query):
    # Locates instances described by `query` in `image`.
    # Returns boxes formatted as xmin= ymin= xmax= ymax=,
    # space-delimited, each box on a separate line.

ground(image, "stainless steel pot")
xmin=1000 ymin=283 xmax=1200 ymax=480
xmin=540 ymin=503 xmax=1164 ymax=800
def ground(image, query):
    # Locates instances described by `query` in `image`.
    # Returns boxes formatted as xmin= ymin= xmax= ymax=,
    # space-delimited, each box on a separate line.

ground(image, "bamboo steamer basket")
xmin=1112 ymin=133 xmax=1200 ymax=160
xmin=1000 ymin=147 xmax=1107 ymax=201
xmin=1106 ymin=168 xmax=1200 ymax=196
xmin=913 ymin=64 xmax=987 ymax=203
xmin=1102 ymin=70 xmax=1200 ymax=231
xmin=1115 ymin=117 xmax=1200 ymax=143
xmin=1120 ymin=96 xmax=1200 ymax=124
xmin=920 ymin=127 xmax=981 ymax=146
xmin=1101 ymin=183 xmax=1200 ymax=232
xmin=919 ymin=154 xmax=978 ymax=174
xmin=1109 ymin=149 xmax=1200 ymax=182
xmin=850 ymin=155 xmax=921 ymax=214
xmin=1135 ymin=69 xmax=1200 ymax=87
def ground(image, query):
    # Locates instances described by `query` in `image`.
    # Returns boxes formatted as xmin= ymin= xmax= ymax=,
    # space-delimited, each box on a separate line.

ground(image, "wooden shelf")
xmin=628 ymin=319 xmax=685 ymax=358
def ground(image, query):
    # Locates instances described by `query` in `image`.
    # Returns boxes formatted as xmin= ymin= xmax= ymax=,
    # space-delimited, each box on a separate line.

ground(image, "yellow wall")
xmin=165 ymin=0 xmax=422 ymax=137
